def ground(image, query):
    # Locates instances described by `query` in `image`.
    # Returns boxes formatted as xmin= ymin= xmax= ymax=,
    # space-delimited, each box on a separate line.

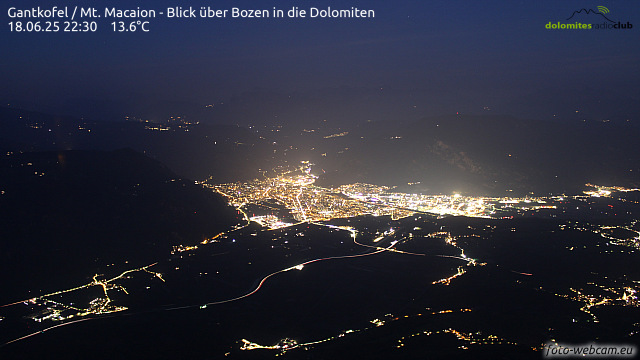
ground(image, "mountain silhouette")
xmin=566 ymin=8 xmax=614 ymax=22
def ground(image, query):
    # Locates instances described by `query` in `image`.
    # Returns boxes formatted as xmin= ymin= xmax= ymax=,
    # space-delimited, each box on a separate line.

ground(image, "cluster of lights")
xmin=432 ymin=266 xmax=467 ymax=286
xmin=240 ymin=308 xmax=520 ymax=355
xmin=396 ymin=328 xmax=517 ymax=349
xmin=211 ymin=162 xmax=412 ymax=223
xmin=585 ymin=183 xmax=640 ymax=194
xmin=210 ymin=164 xmax=640 ymax=227
xmin=249 ymin=214 xmax=293 ymax=229
xmin=563 ymin=220 xmax=640 ymax=250
xmin=550 ymin=281 xmax=640 ymax=323
xmin=5 ymin=263 xmax=165 ymax=324
xmin=323 ymin=131 xmax=349 ymax=138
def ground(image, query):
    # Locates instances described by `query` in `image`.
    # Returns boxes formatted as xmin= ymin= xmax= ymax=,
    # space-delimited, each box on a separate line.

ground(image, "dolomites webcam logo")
xmin=546 ymin=6 xmax=633 ymax=30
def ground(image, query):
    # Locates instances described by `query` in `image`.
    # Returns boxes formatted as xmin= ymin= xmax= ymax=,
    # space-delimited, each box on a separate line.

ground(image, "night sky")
xmin=2 ymin=0 xmax=638 ymax=122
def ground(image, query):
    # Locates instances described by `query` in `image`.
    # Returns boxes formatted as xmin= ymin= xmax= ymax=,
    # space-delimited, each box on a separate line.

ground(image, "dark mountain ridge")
xmin=0 ymin=148 xmax=242 ymax=302
xmin=1 ymin=106 xmax=638 ymax=196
